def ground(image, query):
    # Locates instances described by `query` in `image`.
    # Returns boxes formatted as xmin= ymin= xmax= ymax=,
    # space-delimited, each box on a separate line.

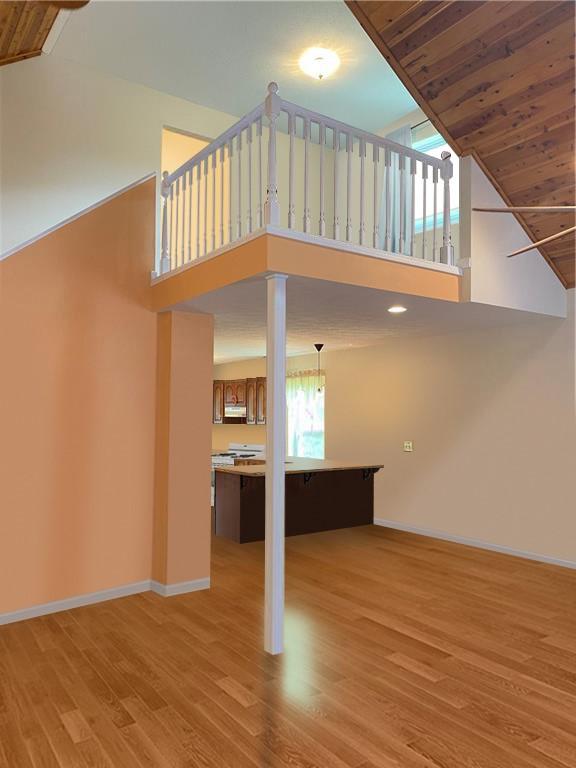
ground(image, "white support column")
xmin=265 ymin=273 xmax=288 ymax=656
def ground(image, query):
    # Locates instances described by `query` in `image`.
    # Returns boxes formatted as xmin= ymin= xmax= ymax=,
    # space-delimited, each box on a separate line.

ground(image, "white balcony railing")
xmin=157 ymin=83 xmax=455 ymax=276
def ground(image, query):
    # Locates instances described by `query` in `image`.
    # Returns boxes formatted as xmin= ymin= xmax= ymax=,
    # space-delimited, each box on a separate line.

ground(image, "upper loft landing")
xmin=150 ymin=83 xmax=567 ymax=319
xmin=150 ymin=83 xmax=462 ymax=308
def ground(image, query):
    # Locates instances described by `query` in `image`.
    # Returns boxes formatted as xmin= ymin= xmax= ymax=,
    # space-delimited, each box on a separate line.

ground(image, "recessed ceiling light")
xmin=388 ymin=305 xmax=407 ymax=314
xmin=299 ymin=47 xmax=340 ymax=80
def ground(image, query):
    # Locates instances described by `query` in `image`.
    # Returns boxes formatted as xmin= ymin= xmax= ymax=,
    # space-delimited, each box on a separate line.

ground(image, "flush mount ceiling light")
xmin=388 ymin=305 xmax=407 ymax=314
xmin=299 ymin=47 xmax=340 ymax=80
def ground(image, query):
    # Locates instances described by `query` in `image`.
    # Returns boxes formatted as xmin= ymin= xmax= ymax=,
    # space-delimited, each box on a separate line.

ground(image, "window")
xmin=412 ymin=133 xmax=459 ymax=234
xmin=286 ymin=371 xmax=325 ymax=459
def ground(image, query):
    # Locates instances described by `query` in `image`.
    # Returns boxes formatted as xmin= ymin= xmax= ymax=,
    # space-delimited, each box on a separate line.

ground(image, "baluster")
xmin=303 ymin=117 xmax=310 ymax=234
xmin=203 ymin=157 xmax=208 ymax=256
xmin=182 ymin=177 xmax=186 ymax=264
xmin=287 ymin=112 xmax=295 ymax=229
xmin=333 ymin=129 xmax=340 ymax=240
xmin=399 ymin=153 xmax=406 ymax=254
xmin=373 ymin=144 xmax=379 ymax=249
xmin=160 ymin=171 xmax=170 ymax=274
xmin=264 ymin=82 xmax=280 ymax=225
xmin=169 ymin=181 xmax=174 ymax=268
xmin=346 ymin=132 xmax=352 ymax=242
xmin=237 ymin=130 xmax=242 ymax=239
xmin=196 ymin=162 xmax=201 ymax=259
xmin=432 ymin=165 xmax=438 ymax=261
xmin=359 ymin=137 xmax=366 ymax=246
xmin=439 ymin=151 xmax=454 ymax=264
xmin=211 ymin=152 xmax=216 ymax=252
xmin=247 ymin=123 xmax=253 ymax=234
xmin=181 ymin=174 xmax=186 ymax=265
xmin=422 ymin=163 xmax=428 ymax=260
xmin=175 ymin=178 xmax=180 ymax=267
xmin=228 ymin=139 xmax=234 ymax=242
xmin=384 ymin=148 xmax=391 ymax=251
xmin=220 ymin=146 xmax=225 ymax=246
xmin=410 ymin=156 xmax=416 ymax=258
xmin=257 ymin=117 xmax=263 ymax=229
xmin=319 ymin=122 xmax=326 ymax=237
xmin=188 ymin=169 xmax=193 ymax=262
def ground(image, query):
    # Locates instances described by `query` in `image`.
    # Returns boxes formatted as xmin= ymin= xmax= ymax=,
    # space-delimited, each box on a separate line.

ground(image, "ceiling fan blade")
xmin=474 ymin=206 xmax=576 ymax=213
xmin=506 ymin=226 xmax=576 ymax=258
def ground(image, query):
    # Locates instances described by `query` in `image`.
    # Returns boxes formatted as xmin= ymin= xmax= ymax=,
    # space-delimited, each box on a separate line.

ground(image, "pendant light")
xmin=314 ymin=343 xmax=324 ymax=392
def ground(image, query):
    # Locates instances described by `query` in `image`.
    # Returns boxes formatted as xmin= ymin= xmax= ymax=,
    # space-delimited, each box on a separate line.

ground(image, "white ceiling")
xmin=175 ymin=275 xmax=555 ymax=363
xmin=54 ymin=0 xmax=418 ymax=131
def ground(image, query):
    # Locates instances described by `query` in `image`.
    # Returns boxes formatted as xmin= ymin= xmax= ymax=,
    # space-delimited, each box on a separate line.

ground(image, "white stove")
xmin=211 ymin=444 xmax=265 ymax=506
xmin=211 ymin=443 xmax=265 ymax=467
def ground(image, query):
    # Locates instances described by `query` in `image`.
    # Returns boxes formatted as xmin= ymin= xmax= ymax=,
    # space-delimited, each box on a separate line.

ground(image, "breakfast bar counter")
xmin=214 ymin=459 xmax=383 ymax=543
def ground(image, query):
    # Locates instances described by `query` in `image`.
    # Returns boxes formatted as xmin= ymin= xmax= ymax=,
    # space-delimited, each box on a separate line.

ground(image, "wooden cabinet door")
xmin=213 ymin=381 xmax=224 ymax=424
xmin=246 ymin=378 xmax=257 ymax=425
xmin=235 ymin=379 xmax=246 ymax=406
xmin=256 ymin=377 xmax=266 ymax=425
xmin=224 ymin=382 xmax=236 ymax=405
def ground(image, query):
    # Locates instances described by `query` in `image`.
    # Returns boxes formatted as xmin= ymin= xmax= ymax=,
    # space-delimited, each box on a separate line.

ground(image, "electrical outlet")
xmin=403 ymin=441 xmax=413 ymax=452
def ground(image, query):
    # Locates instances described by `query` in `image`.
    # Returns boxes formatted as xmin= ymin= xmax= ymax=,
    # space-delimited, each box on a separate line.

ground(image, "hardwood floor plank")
xmin=0 ymin=528 xmax=574 ymax=767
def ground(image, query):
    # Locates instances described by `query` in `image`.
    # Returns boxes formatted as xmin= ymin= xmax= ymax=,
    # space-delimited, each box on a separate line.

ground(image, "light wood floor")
xmin=1 ymin=527 xmax=576 ymax=768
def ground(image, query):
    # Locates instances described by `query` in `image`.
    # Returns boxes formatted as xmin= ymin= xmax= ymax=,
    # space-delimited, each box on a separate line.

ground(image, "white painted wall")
xmin=0 ymin=54 xmax=238 ymax=256
xmin=215 ymin=291 xmax=576 ymax=565
xmin=460 ymin=157 xmax=566 ymax=318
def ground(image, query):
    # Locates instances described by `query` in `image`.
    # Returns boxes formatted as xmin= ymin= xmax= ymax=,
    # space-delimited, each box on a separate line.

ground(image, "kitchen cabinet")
xmin=213 ymin=377 xmax=265 ymax=425
xmin=214 ymin=461 xmax=383 ymax=543
xmin=224 ymin=380 xmax=246 ymax=407
xmin=256 ymin=377 xmax=266 ymax=425
xmin=246 ymin=378 xmax=257 ymax=425
xmin=213 ymin=381 xmax=224 ymax=424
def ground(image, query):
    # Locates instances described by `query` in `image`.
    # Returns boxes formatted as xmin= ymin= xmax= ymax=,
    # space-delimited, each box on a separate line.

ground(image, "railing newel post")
xmin=160 ymin=170 xmax=171 ymax=274
xmin=439 ymin=151 xmax=455 ymax=265
xmin=264 ymin=82 xmax=281 ymax=226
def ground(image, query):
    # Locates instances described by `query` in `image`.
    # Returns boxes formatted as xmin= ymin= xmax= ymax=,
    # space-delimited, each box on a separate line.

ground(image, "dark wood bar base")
xmin=214 ymin=468 xmax=380 ymax=543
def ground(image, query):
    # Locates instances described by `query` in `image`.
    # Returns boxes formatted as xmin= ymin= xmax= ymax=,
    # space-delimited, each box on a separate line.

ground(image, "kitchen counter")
xmin=214 ymin=458 xmax=383 ymax=476
xmin=214 ymin=459 xmax=383 ymax=543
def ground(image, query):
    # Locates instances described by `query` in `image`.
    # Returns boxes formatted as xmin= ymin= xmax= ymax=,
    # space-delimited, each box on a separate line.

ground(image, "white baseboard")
xmin=374 ymin=519 xmax=576 ymax=570
xmin=0 ymin=580 xmax=151 ymax=627
xmin=0 ymin=576 xmax=210 ymax=627
xmin=150 ymin=578 xmax=210 ymax=597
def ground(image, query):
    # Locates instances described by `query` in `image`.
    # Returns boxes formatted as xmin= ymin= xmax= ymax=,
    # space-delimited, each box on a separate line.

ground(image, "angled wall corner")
xmin=461 ymin=157 xmax=566 ymax=318
xmin=0 ymin=178 xmax=158 ymax=616
xmin=153 ymin=311 xmax=214 ymax=588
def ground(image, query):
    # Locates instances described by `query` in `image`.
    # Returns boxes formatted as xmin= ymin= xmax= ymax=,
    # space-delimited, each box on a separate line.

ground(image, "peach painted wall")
xmin=0 ymin=180 xmax=158 ymax=614
xmin=153 ymin=311 xmax=214 ymax=585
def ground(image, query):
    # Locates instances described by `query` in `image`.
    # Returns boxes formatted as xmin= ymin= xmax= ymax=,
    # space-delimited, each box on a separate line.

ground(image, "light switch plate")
xmin=403 ymin=441 xmax=413 ymax=452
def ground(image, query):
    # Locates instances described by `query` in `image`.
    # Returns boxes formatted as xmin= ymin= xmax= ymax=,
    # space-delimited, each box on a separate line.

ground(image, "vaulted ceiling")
xmin=347 ymin=0 xmax=575 ymax=288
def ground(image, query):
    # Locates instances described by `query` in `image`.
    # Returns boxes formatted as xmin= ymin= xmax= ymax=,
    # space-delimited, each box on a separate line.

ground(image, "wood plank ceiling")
xmin=0 ymin=2 xmax=87 ymax=69
xmin=347 ymin=0 xmax=575 ymax=288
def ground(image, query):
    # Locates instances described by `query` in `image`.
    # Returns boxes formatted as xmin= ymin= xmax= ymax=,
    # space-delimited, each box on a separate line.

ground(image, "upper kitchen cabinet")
xmin=213 ymin=380 xmax=224 ymax=424
xmin=213 ymin=377 xmax=266 ymax=425
xmin=246 ymin=378 xmax=257 ymax=425
xmin=224 ymin=380 xmax=246 ymax=407
xmin=256 ymin=377 xmax=266 ymax=425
